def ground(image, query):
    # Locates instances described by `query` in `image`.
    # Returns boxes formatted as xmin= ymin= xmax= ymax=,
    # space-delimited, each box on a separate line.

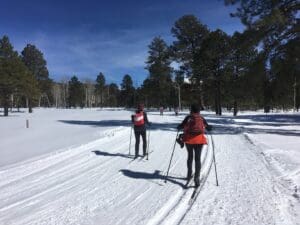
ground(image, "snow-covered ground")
xmin=0 ymin=108 xmax=299 ymax=225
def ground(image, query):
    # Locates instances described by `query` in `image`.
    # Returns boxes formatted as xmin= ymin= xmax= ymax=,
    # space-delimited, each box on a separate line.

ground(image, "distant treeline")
xmin=0 ymin=0 xmax=299 ymax=116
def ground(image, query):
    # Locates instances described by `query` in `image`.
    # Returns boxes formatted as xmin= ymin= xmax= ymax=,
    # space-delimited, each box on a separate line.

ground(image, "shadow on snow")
xmin=91 ymin=150 xmax=133 ymax=159
xmin=58 ymin=112 xmax=300 ymax=137
xmin=204 ymin=114 xmax=300 ymax=137
xmin=58 ymin=119 xmax=178 ymax=131
xmin=119 ymin=169 xmax=187 ymax=188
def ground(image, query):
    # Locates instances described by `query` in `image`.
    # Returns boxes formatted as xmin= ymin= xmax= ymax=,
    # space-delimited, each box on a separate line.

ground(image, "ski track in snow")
xmin=180 ymin=133 xmax=299 ymax=225
xmin=0 ymin=112 xmax=299 ymax=225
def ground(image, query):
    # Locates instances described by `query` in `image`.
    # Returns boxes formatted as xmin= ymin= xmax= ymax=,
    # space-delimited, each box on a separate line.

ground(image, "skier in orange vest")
xmin=177 ymin=104 xmax=211 ymax=187
xmin=131 ymin=104 xmax=150 ymax=158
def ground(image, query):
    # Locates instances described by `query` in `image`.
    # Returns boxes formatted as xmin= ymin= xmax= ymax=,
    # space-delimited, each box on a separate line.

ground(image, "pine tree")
xmin=21 ymin=44 xmax=52 ymax=107
xmin=225 ymin=0 xmax=298 ymax=53
xmin=68 ymin=76 xmax=85 ymax=108
xmin=270 ymin=38 xmax=300 ymax=110
xmin=171 ymin=15 xmax=209 ymax=78
xmin=107 ymin=83 xmax=120 ymax=107
xmin=146 ymin=37 xmax=173 ymax=107
xmin=95 ymin=72 xmax=106 ymax=107
xmin=195 ymin=30 xmax=231 ymax=115
xmin=0 ymin=35 xmax=38 ymax=116
xmin=120 ymin=74 xmax=135 ymax=108
xmin=226 ymin=31 xmax=258 ymax=115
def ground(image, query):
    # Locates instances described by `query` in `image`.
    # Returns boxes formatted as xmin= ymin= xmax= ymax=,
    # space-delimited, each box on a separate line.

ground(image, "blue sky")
xmin=1 ymin=0 xmax=244 ymax=86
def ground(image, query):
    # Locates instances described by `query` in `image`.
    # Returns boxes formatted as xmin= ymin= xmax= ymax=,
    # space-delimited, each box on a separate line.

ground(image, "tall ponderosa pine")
xmin=226 ymin=32 xmax=258 ymax=115
xmin=225 ymin=0 xmax=298 ymax=52
xmin=0 ymin=36 xmax=38 ymax=116
xmin=196 ymin=30 xmax=231 ymax=115
xmin=171 ymin=15 xmax=210 ymax=108
xmin=120 ymin=74 xmax=135 ymax=108
xmin=270 ymin=38 xmax=300 ymax=110
xmin=95 ymin=72 xmax=106 ymax=107
xmin=225 ymin=0 xmax=299 ymax=112
xmin=171 ymin=15 xmax=209 ymax=78
xmin=68 ymin=76 xmax=85 ymax=108
xmin=146 ymin=37 xmax=173 ymax=107
xmin=107 ymin=83 xmax=120 ymax=107
xmin=21 ymin=44 xmax=52 ymax=107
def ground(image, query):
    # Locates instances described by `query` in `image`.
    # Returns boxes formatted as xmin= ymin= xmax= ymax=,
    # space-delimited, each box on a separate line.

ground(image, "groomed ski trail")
xmin=179 ymin=132 xmax=299 ymax=225
xmin=0 ymin=112 xmax=298 ymax=225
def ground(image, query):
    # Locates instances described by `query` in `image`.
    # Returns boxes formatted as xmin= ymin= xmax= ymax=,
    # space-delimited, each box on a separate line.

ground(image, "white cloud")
xmin=13 ymin=27 xmax=159 ymax=82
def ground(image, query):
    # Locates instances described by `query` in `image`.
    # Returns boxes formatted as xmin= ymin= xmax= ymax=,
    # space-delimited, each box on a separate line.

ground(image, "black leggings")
xmin=186 ymin=144 xmax=203 ymax=179
xmin=134 ymin=130 xmax=147 ymax=156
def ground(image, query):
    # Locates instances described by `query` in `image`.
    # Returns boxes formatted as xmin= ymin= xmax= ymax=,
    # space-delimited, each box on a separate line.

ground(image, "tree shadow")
xmin=204 ymin=113 xmax=300 ymax=126
xmin=92 ymin=150 xmax=133 ymax=159
xmin=236 ymin=113 xmax=300 ymax=124
xmin=0 ymin=114 xmax=21 ymax=117
xmin=58 ymin=119 xmax=179 ymax=132
xmin=119 ymin=169 xmax=187 ymax=188
xmin=204 ymin=114 xmax=300 ymax=137
xmin=59 ymin=113 xmax=300 ymax=137
xmin=59 ymin=119 xmax=132 ymax=127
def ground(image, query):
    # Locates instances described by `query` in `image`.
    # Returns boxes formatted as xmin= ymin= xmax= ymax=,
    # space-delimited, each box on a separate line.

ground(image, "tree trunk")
xmin=38 ymin=95 xmax=42 ymax=107
xmin=293 ymin=76 xmax=297 ymax=112
xmin=263 ymin=79 xmax=270 ymax=113
xmin=26 ymin=97 xmax=29 ymax=108
xmin=233 ymin=100 xmax=238 ymax=116
xmin=216 ymin=80 xmax=222 ymax=115
xmin=214 ymin=97 xmax=218 ymax=115
xmin=28 ymin=99 xmax=33 ymax=113
xmin=45 ymin=94 xmax=51 ymax=107
xmin=4 ymin=106 xmax=8 ymax=116
xmin=214 ymin=80 xmax=218 ymax=115
xmin=10 ymin=94 xmax=14 ymax=112
xmin=3 ymin=95 xmax=9 ymax=116
xmin=16 ymin=96 xmax=20 ymax=112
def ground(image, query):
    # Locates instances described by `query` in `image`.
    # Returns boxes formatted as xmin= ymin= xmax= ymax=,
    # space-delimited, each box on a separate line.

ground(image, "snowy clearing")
xmin=0 ymin=108 xmax=299 ymax=225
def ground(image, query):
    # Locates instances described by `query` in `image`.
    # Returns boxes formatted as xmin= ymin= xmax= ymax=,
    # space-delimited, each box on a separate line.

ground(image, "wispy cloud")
xmin=3 ymin=0 xmax=244 ymax=85
xmin=11 ymin=27 xmax=162 ymax=83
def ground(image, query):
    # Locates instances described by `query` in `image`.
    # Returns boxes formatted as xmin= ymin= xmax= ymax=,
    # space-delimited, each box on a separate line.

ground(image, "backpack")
xmin=184 ymin=114 xmax=205 ymax=135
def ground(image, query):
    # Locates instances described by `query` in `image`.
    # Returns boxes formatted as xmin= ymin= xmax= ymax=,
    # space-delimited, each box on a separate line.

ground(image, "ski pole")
xmin=210 ymin=131 xmax=219 ymax=186
xmin=129 ymin=126 xmax=133 ymax=155
xmin=146 ymin=128 xmax=150 ymax=160
xmin=164 ymin=130 xmax=179 ymax=183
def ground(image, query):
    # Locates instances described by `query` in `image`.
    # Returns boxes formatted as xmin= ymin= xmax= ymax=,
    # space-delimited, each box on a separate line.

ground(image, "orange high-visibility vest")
xmin=184 ymin=134 xmax=207 ymax=144
xmin=134 ymin=112 xmax=145 ymax=126
xmin=183 ymin=114 xmax=207 ymax=144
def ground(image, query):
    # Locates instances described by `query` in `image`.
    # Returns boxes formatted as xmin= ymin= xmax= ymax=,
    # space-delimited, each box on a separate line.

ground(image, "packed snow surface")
xmin=0 ymin=108 xmax=299 ymax=225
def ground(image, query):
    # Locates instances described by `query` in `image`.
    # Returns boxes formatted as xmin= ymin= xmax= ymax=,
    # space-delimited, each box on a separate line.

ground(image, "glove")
xmin=206 ymin=125 xmax=212 ymax=131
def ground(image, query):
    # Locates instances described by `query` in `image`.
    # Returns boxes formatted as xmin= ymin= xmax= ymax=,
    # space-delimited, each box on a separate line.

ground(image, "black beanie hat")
xmin=190 ymin=104 xmax=200 ymax=113
xmin=137 ymin=103 xmax=144 ymax=110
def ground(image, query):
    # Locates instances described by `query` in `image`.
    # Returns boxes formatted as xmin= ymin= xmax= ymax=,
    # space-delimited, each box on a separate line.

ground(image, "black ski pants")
xmin=134 ymin=130 xmax=147 ymax=156
xmin=186 ymin=144 xmax=203 ymax=180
